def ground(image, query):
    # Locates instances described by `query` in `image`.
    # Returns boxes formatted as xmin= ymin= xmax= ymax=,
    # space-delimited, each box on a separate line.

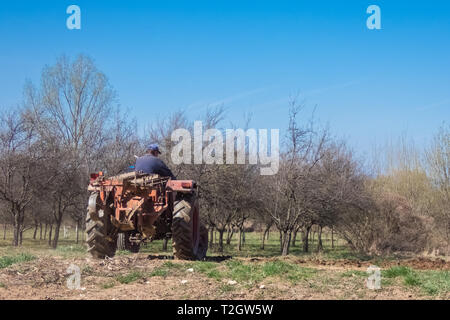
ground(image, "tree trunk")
xmin=331 ymin=227 xmax=334 ymax=249
xmin=281 ymin=230 xmax=291 ymax=256
xmin=44 ymin=223 xmax=48 ymax=240
xmin=33 ymin=223 xmax=38 ymax=240
xmin=3 ymin=223 xmax=6 ymax=240
xmin=76 ymin=222 xmax=79 ymax=244
xmin=260 ymin=230 xmax=266 ymax=250
xmin=218 ymin=229 xmax=225 ymax=252
xmin=261 ymin=226 xmax=271 ymax=250
xmin=209 ymin=227 xmax=214 ymax=246
xmin=19 ymin=229 xmax=24 ymax=245
xmin=52 ymin=202 xmax=64 ymax=249
xmin=12 ymin=212 xmax=20 ymax=247
xmin=226 ymin=227 xmax=234 ymax=245
xmin=237 ymin=228 xmax=242 ymax=251
xmin=52 ymin=219 xmax=62 ymax=249
xmin=39 ymin=223 xmax=43 ymax=240
xmin=302 ymin=225 xmax=311 ymax=253
xmin=317 ymin=226 xmax=323 ymax=252
xmin=48 ymin=224 xmax=53 ymax=246
xmin=292 ymin=226 xmax=300 ymax=247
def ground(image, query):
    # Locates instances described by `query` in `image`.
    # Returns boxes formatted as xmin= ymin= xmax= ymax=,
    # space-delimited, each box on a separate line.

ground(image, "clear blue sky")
xmin=1 ymin=0 xmax=449 ymax=157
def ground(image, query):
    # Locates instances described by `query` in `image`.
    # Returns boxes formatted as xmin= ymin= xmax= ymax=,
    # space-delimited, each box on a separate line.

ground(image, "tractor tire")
xmin=117 ymin=232 xmax=140 ymax=253
xmin=172 ymin=196 xmax=208 ymax=260
xmin=86 ymin=193 xmax=117 ymax=259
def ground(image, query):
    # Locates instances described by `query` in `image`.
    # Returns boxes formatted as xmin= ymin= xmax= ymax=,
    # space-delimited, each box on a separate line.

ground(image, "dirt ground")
xmin=0 ymin=253 xmax=448 ymax=300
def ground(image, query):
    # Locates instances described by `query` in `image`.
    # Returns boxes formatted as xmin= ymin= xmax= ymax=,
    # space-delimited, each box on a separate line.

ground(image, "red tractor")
xmin=86 ymin=171 xmax=208 ymax=260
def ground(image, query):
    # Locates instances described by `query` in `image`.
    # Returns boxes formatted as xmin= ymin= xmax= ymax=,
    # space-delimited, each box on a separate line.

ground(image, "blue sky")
xmin=0 ymin=0 xmax=449 ymax=157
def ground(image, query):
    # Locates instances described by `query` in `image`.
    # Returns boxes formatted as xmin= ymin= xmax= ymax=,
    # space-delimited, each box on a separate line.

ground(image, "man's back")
xmin=135 ymin=154 xmax=175 ymax=179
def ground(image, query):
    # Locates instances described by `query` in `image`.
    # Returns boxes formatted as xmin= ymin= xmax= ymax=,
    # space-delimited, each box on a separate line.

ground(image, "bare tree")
xmin=24 ymin=54 xmax=115 ymax=248
xmin=0 ymin=110 xmax=37 ymax=246
xmin=268 ymin=100 xmax=327 ymax=255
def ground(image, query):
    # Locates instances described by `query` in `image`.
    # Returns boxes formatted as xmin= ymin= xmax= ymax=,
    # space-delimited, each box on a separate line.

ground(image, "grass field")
xmin=0 ymin=227 xmax=448 ymax=300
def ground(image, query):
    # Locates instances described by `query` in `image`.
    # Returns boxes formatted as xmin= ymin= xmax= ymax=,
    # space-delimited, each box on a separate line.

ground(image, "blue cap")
xmin=147 ymin=143 xmax=161 ymax=154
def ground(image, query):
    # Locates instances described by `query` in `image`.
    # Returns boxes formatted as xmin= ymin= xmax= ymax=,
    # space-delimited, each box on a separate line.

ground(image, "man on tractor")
xmin=135 ymin=143 xmax=176 ymax=179
xmin=87 ymin=143 xmax=207 ymax=259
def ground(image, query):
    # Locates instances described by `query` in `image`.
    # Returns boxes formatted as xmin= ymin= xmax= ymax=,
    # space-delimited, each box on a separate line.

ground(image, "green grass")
xmin=225 ymin=260 xmax=262 ymax=284
xmin=115 ymin=270 xmax=145 ymax=284
xmin=149 ymin=261 xmax=186 ymax=278
xmin=404 ymin=273 xmax=421 ymax=286
xmin=383 ymin=266 xmax=412 ymax=278
xmin=116 ymin=249 xmax=133 ymax=256
xmin=419 ymin=271 xmax=450 ymax=295
xmin=187 ymin=261 xmax=223 ymax=280
xmin=189 ymin=261 xmax=216 ymax=273
xmin=0 ymin=224 xmax=359 ymax=262
xmin=0 ymin=226 xmax=86 ymax=251
xmin=262 ymin=260 xmax=317 ymax=283
xmin=187 ymin=259 xmax=318 ymax=286
xmin=261 ymin=260 xmax=294 ymax=276
xmin=161 ymin=261 xmax=185 ymax=270
xmin=0 ymin=253 xmax=35 ymax=269
xmin=382 ymin=266 xmax=450 ymax=296
xmin=101 ymin=280 xmax=116 ymax=289
xmin=0 ymin=282 xmax=6 ymax=288
xmin=149 ymin=268 xmax=168 ymax=277
xmin=137 ymin=229 xmax=354 ymax=260
xmin=383 ymin=266 xmax=422 ymax=287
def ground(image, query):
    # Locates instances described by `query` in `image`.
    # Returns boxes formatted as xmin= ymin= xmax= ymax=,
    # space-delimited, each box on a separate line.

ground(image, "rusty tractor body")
xmin=86 ymin=171 xmax=208 ymax=260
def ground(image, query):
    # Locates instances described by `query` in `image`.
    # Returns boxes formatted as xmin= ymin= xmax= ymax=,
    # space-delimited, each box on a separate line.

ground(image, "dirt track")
xmin=0 ymin=254 xmax=448 ymax=300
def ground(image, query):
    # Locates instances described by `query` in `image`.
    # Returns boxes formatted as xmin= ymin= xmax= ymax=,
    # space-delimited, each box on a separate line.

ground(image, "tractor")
xmin=86 ymin=171 xmax=208 ymax=260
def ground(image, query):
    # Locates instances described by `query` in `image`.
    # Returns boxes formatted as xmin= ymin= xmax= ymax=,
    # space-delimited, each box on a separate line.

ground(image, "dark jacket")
xmin=135 ymin=154 xmax=176 ymax=179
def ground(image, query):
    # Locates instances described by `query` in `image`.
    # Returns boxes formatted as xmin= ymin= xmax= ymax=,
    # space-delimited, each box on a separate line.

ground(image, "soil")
xmin=0 ymin=254 xmax=448 ymax=300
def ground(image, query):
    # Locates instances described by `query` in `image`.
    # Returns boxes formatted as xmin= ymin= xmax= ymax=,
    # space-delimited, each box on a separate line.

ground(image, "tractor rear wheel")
xmin=172 ymin=196 xmax=208 ymax=260
xmin=117 ymin=232 xmax=140 ymax=253
xmin=86 ymin=193 xmax=117 ymax=259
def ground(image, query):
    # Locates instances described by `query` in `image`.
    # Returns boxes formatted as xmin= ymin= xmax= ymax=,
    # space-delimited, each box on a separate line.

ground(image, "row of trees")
xmin=0 ymin=55 xmax=142 ymax=247
xmin=147 ymin=99 xmax=450 ymax=256
xmin=1 ymin=54 xmax=448 ymax=257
